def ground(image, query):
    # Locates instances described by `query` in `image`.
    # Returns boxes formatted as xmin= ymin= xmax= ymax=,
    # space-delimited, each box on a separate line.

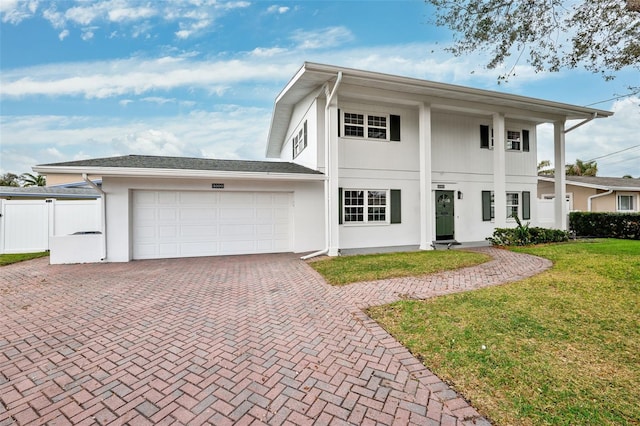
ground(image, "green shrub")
xmin=487 ymin=216 xmax=569 ymax=246
xmin=570 ymin=212 xmax=640 ymax=240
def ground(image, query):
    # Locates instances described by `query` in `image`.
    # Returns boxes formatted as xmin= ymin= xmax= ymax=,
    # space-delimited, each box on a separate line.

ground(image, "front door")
xmin=435 ymin=190 xmax=455 ymax=240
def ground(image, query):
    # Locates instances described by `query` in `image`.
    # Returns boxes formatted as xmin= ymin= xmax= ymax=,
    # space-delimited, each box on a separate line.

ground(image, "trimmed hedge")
xmin=487 ymin=216 xmax=570 ymax=246
xmin=570 ymin=212 xmax=640 ymax=240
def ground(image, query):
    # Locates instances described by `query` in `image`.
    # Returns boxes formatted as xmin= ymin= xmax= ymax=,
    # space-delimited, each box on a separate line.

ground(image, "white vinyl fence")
xmin=536 ymin=198 xmax=571 ymax=228
xmin=0 ymin=199 xmax=101 ymax=254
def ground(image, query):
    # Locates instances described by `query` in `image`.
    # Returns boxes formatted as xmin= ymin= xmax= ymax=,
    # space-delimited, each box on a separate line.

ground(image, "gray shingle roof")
xmin=541 ymin=175 xmax=640 ymax=189
xmin=0 ymin=186 xmax=100 ymax=198
xmin=39 ymin=155 xmax=323 ymax=175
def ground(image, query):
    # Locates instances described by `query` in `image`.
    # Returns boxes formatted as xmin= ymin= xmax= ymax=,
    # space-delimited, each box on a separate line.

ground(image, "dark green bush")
xmin=487 ymin=215 xmax=570 ymax=246
xmin=570 ymin=212 xmax=640 ymax=240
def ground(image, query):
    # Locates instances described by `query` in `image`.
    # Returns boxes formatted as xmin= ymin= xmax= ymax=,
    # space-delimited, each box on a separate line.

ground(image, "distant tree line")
xmin=538 ymin=159 xmax=636 ymax=178
xmin=0 ymin=172 xmax=46 ymax=187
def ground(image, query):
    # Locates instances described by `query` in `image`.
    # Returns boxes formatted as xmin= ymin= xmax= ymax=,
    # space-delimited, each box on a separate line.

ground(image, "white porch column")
xmin=553 ymin=120 xmax=567 ymax=230
xmin=492 ymin=113 xmax=507 ymax=227
xmin=327 ymin=96 xmax=340 ymax=256
xmin=419 ymin=102 xmax=434 ymax=250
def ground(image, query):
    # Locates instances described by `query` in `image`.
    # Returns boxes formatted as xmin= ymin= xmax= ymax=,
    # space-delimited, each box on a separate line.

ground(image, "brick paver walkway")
xmin=1 ymin=247 xmax=551 ymax=425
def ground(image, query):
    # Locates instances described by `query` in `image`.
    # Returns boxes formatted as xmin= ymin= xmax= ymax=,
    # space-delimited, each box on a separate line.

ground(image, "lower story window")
xmin=506 ymin=192 xmax=519 ymax=218
xmin=482 ymin=190 xmax=530 ymax=221
xmin=618 ymin=194 xmax=635 ymax=211
xmin=344 ymin=189 xmax=388 ymax=223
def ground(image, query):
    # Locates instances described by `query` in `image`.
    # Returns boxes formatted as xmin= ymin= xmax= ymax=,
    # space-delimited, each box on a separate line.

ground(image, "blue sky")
xmin=1 ymin=0 xmax=639 ymax=178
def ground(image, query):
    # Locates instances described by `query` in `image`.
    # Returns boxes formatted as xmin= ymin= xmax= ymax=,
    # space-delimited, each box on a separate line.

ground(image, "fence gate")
xmin=0 ymin=199 xmax=101 ymax=254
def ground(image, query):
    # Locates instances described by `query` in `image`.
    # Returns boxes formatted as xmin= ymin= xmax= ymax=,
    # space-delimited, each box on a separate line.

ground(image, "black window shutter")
xmin=390 ymin=115 xmax=401 ymax=141
xmin=482 ymin=191 xmax=492 ymax=221
xmin=338 ymin=187 xmax=343 ymax=225
xmin=522 ymin=191 xmax=531 ymax=220
xmin=303 ymin=121 xmax=308 ymax=148
xmin=480 ymin=125 xmax=490 ymax=149
xmin=390 ymin=189 xmax=401 ymax=223
xmin=337 ymin=109 xmax=341 ymax=137
xmin=522 ymin=129 xmax=530 ymax=152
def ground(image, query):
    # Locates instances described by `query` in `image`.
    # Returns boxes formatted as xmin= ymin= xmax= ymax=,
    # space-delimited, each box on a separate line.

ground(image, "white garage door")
xmin=132 ymin=190 xmax=292 ymax=259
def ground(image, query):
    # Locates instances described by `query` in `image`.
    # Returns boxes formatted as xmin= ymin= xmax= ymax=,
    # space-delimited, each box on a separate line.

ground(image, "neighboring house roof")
xmin=34 ymin=155 xmax=325 ymax=181
xmin=50 ymin=179 xmax=103 ymax=189
xmin=538 ymin=175 xmax=640 ymax=191
xmin=267 ymin=62 xmax=613 ymax=158
xmin=0 ymin=186 xmax=100 ymax=199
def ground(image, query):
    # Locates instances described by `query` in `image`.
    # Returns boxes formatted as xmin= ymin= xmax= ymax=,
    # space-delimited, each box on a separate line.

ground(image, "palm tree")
xmin=537 ymin=160 xmax=554 ymax=176
xmin=566 ymin=159 xmax=598 ymax=176
xmin=20 ymin=173 xmax=46 ymax=187
xmin=0 ymin=172 xmax=20 ymax=186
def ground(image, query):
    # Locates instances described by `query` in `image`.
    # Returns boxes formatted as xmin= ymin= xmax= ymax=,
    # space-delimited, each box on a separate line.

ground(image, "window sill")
xmin=342 ymin=222 xmax=391 ymax=227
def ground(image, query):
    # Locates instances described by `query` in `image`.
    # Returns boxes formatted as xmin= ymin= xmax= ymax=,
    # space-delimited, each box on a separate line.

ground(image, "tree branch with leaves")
xmin=426 ymin=0 xmax=640 ymax=84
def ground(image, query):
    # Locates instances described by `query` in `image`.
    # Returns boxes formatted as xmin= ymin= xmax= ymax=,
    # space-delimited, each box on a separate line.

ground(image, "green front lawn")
xmin=0 ymin=252 xmax=49 ymax=266
xmin=368 ymin=240 xmax=640 ymax=425
xmin=309 ymin=249 xmax=490 ymax=286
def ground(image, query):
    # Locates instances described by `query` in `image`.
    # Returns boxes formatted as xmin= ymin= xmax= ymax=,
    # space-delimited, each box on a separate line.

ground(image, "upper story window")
xmin=292 ymin=121 xmax=307 ymax=158
xmin=480 ymin=125 xmax=530 ymax=152
xmin=341 ymin=110 xmax=401 ymax=141
xmin=506 ymin=130 xmax=521 ymax=151
xmin=617 ymin=194 xmax=636 ymax=211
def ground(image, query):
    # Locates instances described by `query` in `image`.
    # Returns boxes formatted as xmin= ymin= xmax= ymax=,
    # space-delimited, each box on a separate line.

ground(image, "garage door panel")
xmin=133 ymin=190 xmax=292 ymax=259
xmin=158 ymin=243 xmax=179 ymax=256
xmin=158 ymin=208 xmax=177 ymax=220
xmin=134 ymin=207 xmax=156 ymax=221
xmin=180 ymin=208 xmax=217 ymax=220
xmin=134 ymin=191 xmax=157 ymax=204
xmin=158 ymin=225 xmax=178 ymax=238
xmin=134 ymin=226 xmax=156 ymax=239
xmin=157 ymin=192 xmax=178 ymax=203
xmin=219 ymin=224 xmax=255 ymax=238
xmin=180 ymin=224 xmax=218 ymax=238
xmin=219 ymin=192 xmax=254 ymax=204
xmin=179 ymin=192 xmax=215 ymax=204
xmin=219 ymin=207 xmax=254 ymax=220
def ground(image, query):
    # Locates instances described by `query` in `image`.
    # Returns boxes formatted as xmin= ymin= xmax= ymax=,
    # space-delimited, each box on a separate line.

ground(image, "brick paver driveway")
xmin=1 ymin=248 xmax=550 ymax=425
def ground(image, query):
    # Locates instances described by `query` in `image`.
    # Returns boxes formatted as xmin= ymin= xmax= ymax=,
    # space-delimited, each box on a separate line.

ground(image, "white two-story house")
xmin=35 ymin=63 xmax=612 ymax=263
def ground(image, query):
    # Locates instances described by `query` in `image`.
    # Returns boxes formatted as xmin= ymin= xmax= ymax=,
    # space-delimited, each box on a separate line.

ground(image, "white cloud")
xmin=112 ymin=129 xmax=187 ymax=157
xmin=141 ymin=97 xmax=175 ymax=104
xmin=537 ymin=97 xmax=640 ymax=177
xmin=0 ymin=0 xmax=36 ymax=24
xmin=0 ymin=106 xmax=272 ymax=172
xmin=81 ymin=29 xmax=95 ymax=41
xmin=267 ymin=5 xmax=290 ymax=14
xmin=250 ymin=47 xmax=288 ymax=57
xmin=58 ymin=29 xmax=70 ymax=40
xmin=291 ymin=26 xmax=354 ymax=50
xmin=43 ymin=6 xmax=65 ymax=29
xmin=0 ymin=56 xmax=295 ymax=99
xmin=3 ymin=0 xmax=250 ymax=42
xmin=108 ymin=6 xmax=156 ymax=22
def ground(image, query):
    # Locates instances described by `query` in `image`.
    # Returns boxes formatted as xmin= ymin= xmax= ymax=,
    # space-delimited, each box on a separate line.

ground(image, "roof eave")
xmin=33 ymin=165 xmax=326 ymax=182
